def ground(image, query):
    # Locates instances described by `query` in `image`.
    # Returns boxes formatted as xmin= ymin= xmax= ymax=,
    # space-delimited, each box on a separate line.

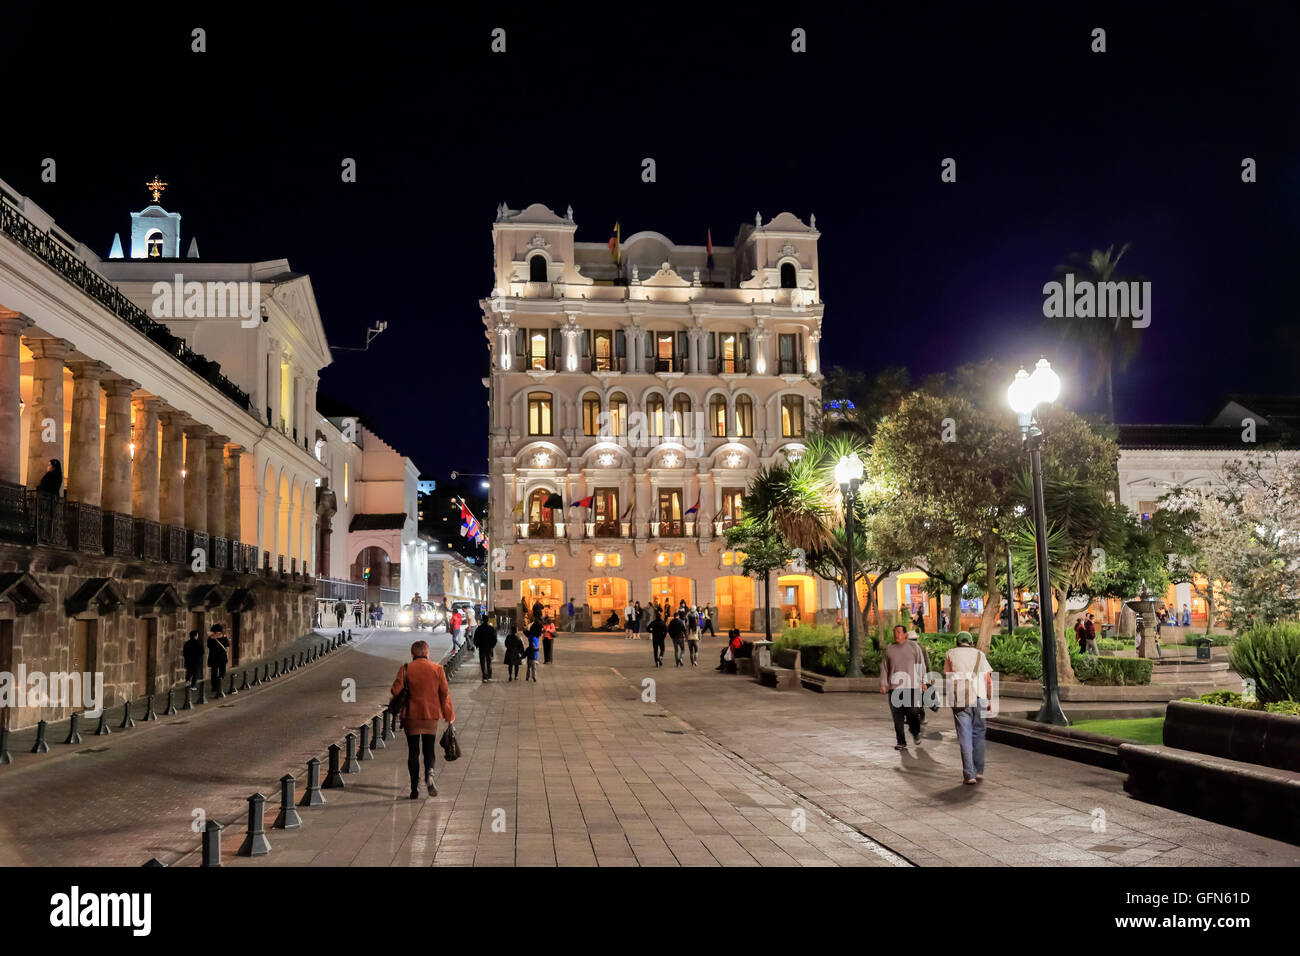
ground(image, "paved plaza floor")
xmin=176 ymin=633 xmax=1300 ymax=868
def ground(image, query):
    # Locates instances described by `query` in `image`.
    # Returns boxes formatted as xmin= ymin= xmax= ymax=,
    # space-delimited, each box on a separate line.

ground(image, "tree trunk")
xmin=949 ymin=583 xmax=963 ymax=633
xmin=976 ymin=554 xmax=1001 ymax=652
xmin=1052 ymin=585 xmax=1077 ymax=685
xmin=763 ymin=570 xmax=773 ymax=641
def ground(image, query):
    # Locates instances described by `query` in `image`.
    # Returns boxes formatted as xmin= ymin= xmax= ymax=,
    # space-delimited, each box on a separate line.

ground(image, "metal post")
xmin=322 ymin=744 xmax=345 ymax=789
xmin=197 ymin=681 xmax=207 ymax=705
xmin=237 ymin=793 xmax=271 ymax=856
xmin=371 ymin=714 xmax=386 ymax=750
xmin=31 ymin=720 xmax=50 ymax=753
xmin=382 ymin=711 xmax=393 ymax=742
xmin=119 ymin=700 xmax=135 ymax=730
xmin=1006 ymin=544 xmax=1016 ymax=633
xmin=300 ymin=757 xmax=326 ymax=806
xmin=240 ymin=670 xmax=249 ymax=692
xmin=358 ymin=724 xmax=373 ymax=761
xmin=95 ymin=710 xmax=112 ymax=736
xmin=163 ymin=688 xmax=177 ymax=716
xmin=843 ymin=480 xmax=862 ymax=677
xmin=342 ymin=732 xmax=360 ymax=772
xmin=0 ymin=725 xmax=10 ymax=765
xmin=63 ymin=713 xmax=82 ymax=745
xmin=201 ymin=820 xmax=223 ymax=867
xmin=144 ymin=694 xmax=157 ymax=721
xmin=1029 ymin=433 xmax=1067 ymax=726
xmin=273 ymin=775 xmax=302 ymax=829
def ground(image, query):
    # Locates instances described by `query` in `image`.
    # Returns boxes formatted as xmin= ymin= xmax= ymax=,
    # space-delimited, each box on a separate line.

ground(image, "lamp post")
xmin=1007 ymin=359 xmax=1068 ymax=726
xmin=835 ymin=452 xmax=865 ymax=678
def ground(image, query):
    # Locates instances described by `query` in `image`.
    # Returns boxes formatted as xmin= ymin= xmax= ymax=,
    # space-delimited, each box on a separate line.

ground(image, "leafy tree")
xmin=724 ymin=515 xmax=796 ymax=642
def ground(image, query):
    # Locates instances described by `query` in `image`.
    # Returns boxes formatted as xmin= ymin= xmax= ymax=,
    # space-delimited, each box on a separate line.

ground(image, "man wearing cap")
xmin=943 ymin=631 xmax=993 ymax=784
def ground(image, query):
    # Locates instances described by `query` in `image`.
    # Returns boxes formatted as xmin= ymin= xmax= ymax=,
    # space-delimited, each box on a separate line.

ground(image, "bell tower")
xmin=129 ymin=176 xmax=182 ymax=258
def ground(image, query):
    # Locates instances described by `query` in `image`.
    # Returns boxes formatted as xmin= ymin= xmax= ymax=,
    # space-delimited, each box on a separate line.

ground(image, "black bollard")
xmin=31 ymin=720 xmax=50 ymax=753
xmin=300 ymin=757 xmax=325 ymax=806
xmin=214 ymin=676 xmax=225 ymax=699
xmin=358 ymin=724 xmax=373 ymax=761
xmin=63 ymin=712 xmax=83 ymax=745
xmin=285 ymin=656 xmax=292 ymax=673
xmin=162 ymin=688 xmax=176 ymax=716
xmin=273 ymin=775 xmax=302 ymax=829
xmin=182 ymin=687 xmax=193 ymax=711
xmin=251 ymin=667 xmax=261 ymax=687
xmin=95 ymin=710 xmax=111 ymax=736
xmin=240 ymin=670 xmax=249 ymax=692
xmin=371 ymin=714 xmax=386 ymax=750
xmin=227 ymin=672 xmax=237 ymax=696
xmin=272 ymin=661 xmax=280 ymax=679
xmin=381 ymin=710 xmax=393 ymax=742
xmin=322 ymin=744 xmax=345 ymax=789
xmin=297 ymin=652 xmax=304 ymax=668
xmin=237 ymin=793 xmax=271 ymax=857
xmin=197 ymin=682 xmax=207 ymax=705
xmin=201 ymin=820 xmax=223 ymax=867
xmin=342 ymin=732 xmax=360 ymax=773
xmin=120 ymin=699 xmax=135 ymax=730
xmin=142 ymin=858 xmax=167 ymax=867
xmin=0 ymin=725 xmax=10 ymax=764
xmin=144 ymin=694 xmax=158 ymax=721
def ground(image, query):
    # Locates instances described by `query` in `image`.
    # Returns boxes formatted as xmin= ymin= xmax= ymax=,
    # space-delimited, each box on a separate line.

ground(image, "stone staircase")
xmin=1148 ymin=659 xmax=1240 ymax=692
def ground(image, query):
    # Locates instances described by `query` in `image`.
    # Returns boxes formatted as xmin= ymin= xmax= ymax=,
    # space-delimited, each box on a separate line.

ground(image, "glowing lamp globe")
xmin=834 ymin=452 xmax=865 ymax=486
xmin=1007 ymin=368 xmax=1034 ymax=415
xmin=1029 ymin=358 xmax=1060 ymax=404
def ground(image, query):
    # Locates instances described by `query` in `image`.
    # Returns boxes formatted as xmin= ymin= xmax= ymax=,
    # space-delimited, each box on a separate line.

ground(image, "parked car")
xmin=397 ymin=604 xmax=441 ymax=629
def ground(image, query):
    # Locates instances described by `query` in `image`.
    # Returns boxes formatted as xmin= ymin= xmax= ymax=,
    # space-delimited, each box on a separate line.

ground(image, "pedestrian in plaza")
xmin=503 ymin=625 xmax=525 ymax=682
xmin=906 ymin=629 xmax=932 ymax=725
xmin=566 ymin=597 xmax=576 ymax=633
xmin=333 ymin=599 xmax=346 ymax=628
xmin=207 ymin=622 xmax=230 ymax=694
xmin=518 ymin=596 xmax=531 ymax=627
xmin=472 ymin=614 xmax=498 ymax=682
xmin=1073 ymin=617 xmax=1087 ymax=654
xmin=624 ymin=600 xmax=636 ymax=639
xmin=182 ymin=629 xmax=203 ymax=690
xmin=532 ymin=599 xmax=544 ymax=626
xmin=353 ymin=598 xmax=364 ymax=627
xmin=542 ymin=614 xmax=556 ymax=663
xmin=450 ymin=606 xmax=464 ymax=651
xmin=881 ymin=624 xmax=927 ymax=750
xmin=391 ymin=639 xmax=454 ymax=799
xmin=915 ymin=608 xmax=925 ymax=634
xmin=525 ymin=622 xmax=540 ymax=681
xmin=700 ymin=604 xmax=716 ymax=638
xmin=668 ymin=612 xmax=687 ymax=667
xmin=717 ymin=628 xmax=743 ymax=670
xmin=634 ymin=600 xmax=645 ymax=637
xmin=648 ymin=610 xmax=668 ymax=667
xmin=942 ymin=632 xmax=993 ymax=785
xmin=1182 ymin=604 xmax=1191 ymax=626
xmin=686 ymin=608 xmax=701 ymax=666
xmin=1084 ymin=613 xmax=1098 ymax=654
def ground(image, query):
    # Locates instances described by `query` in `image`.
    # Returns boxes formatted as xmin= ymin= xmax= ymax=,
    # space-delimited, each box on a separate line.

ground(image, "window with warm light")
xmin=735 ymin=395 xmax=754 ymax=437
xmin=594 ymin=553 xmax=606 ymax=566
xmin=528 ymin=554 xmax=541 ymax=568
xmin=528 ymin=330 xmax=550 ymax=370
xmin=781 ymin=395 xmax=805 ymax=437
xmin=656 ymin=552 xmax=668 ymax=565
xmin=646 ymin=393 xmax=664 ymax=437
xmin=672 ymin=394 xmax=691 ymax=437
xmin=721 ymin=488 xmax=744 ymax=526
xmin=672 ymin=552 xmax=685 ymax=566
xmin=609 ymin=392 xmax=627 ymax=436
xmin=710 ymin=394 xmax=727 ymax=437
xmin=582 ymin=393 xmax=601 ymax=436
xmin=343 ymin=462 xmax=349 ymax=502
xmin=528 ymin=392 xmax=553 ymax=436
xmin=607 ymin=552 xmax=621 ymax=567
xmin=592 ymin=330 xmax=614 ymax=371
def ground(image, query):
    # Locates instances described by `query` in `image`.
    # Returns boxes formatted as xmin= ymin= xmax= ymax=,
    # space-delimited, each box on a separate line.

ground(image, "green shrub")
xmin=1185 ymin=690 xmax=1243 ymax=708
xmin=1266 ymin=700 xmax=1300 ymax=716
xmin=1182 ymin=690 xmax=1300 ymax=716
xmin=1096 ymin=638 xmax=1128 ymax=651
xmin=1071 ymin=655 xmax=1153 ymax=686
xmin=774 ymin=623 xmax=842 ymax=648
xmin=1229 ymin=623 xmax=1300 ymax=704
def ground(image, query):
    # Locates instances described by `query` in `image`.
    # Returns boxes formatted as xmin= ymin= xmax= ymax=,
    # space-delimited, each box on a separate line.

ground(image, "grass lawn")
xmin=1070 ymin=717 xmax=1165 ymax=744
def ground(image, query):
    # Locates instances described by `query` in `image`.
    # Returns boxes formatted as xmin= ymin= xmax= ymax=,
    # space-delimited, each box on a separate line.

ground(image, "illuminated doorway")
xmin=714 ymin=575 xmax=755 ymax=631
xmin=520 ymin=577 xmax=563 ymax=620
xmin=776 ymin=573 xmax=817 ymax=627
xmin=586 ymin=577 xmax=629 ymax=618
xmin=650 ymin=575 xmax=693 ymax=613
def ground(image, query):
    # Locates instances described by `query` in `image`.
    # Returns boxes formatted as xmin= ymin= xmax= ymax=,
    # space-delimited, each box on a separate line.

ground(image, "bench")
xmin=758 ymin=648 xmax=801 ymax=690
xmin=722 ymin=640 xmax=755 ymax=675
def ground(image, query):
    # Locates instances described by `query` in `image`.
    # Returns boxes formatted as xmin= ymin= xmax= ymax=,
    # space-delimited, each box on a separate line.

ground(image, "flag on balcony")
xmin=460 ymin=501 xmax=482 ymax=542
xmin=543 ymin=492 xmax=564 ymax=510
xmin=608 ymin=222 xmax=620 ymax=264
xmin=620 ymin=496 xmax=635 ymax=521
xmin=684 ymin=496 xmax=700 ymax=516
xmin=570 ymin=495 xmax=594 ymax=509
xmin=706 ymin=229 xmax=714 ymax=271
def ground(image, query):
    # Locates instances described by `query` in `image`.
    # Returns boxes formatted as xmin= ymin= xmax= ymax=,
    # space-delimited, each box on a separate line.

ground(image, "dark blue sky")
xmin=5 ymin=3 xmax=1297 ymax=474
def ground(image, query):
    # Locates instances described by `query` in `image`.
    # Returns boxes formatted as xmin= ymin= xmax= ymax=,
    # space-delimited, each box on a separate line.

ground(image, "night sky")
xmin=5 ymin=5 xmax=1297 ymax=476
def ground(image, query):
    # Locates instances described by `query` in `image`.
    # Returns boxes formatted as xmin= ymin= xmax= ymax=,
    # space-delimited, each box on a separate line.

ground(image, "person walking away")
xmin=648 ymin=611 xmax=668 ymax=667
xmin=472 ymin=615 xmax=498 ymax=682
xmin=1073 ymin=617 xmax=1087 ymax=654
xmin=915 ymin=608 xmax=925 ymax=634
xmin=881 ymin=625 xmax=926 ymax=750
xmin=503 ymin=626 xmax=524 ymax=681
xmin=668 ymin=612 xmax=687 ymax=667
xmin=1084 ymin=613 xmax=1098 ymax=654
xmin=518 ymin=596 xmax=530 ymax=627
xmin=565 ymin=597 xmax=576 ymax=633
xmin=353 ymin=598 xmax=363 ymax=627
xmin=182 ymin=630 xmax=203 ymax=690
xmin=1182 ymin=604 xmax=1190 ymax=626
xmin=624 ymin=601 xmax=636 ymax=640
xmin=943 ymin=632 xmax=993 ymax=784
xmin=526 ymin=624 xmax=540 ymax=681
xmin=542 ymin=615 xmax=556 ymax=663
xmin=531 ymin=600 xmax=544 ymax=627
xmin=450 ymin=607 xmax=464 ymax=651
xmin=391 ymin=640 xmax=454 ymax=799
xmin=333 ymin=599 xmax=347 ymax=629
xmin=686 ymin=611 xmax=701 ymax=666
xmin=207 ymin=623 xmax=230 ymax=694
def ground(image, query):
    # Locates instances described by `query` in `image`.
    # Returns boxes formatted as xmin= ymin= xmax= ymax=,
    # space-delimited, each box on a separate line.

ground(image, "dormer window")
xmin=529 ymin=254 xmax=548 ymax=282
xmin=780 ymin=262 xmax=797 ymax=289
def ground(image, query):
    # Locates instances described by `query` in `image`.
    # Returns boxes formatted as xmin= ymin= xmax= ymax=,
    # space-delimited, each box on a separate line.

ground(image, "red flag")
xmin=706 ymin=229 xmax=714 ymax=271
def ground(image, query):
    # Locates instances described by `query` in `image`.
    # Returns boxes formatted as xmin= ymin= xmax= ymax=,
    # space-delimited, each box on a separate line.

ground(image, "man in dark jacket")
xmin=207 ymin=623 xmax=230 ymax=694
xmin=182 ymin=630 xmax=203 ymax=689
xmin=648 ymin=612 xmax=668 ymax=668
xmin=472 ymin=617 xmax=498 ymax=682
xmin=667 ymin=613 xmax=687 ymax=667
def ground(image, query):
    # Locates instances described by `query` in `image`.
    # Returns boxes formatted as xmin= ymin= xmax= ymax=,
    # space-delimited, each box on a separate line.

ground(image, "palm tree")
xmin=1046 ymin=243 xmax=1144 ymax=425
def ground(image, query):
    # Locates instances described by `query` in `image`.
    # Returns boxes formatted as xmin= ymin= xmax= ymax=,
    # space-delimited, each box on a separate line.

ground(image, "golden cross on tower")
xmin=145 ymin=175 xmax=167 ymax=203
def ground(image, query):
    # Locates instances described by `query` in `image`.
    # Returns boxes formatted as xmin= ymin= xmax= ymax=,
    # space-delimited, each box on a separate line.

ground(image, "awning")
xmin=134 ymin=582 xmax=182 ymax=617
xmin=65 ymin=578 xmax=128 ymax=617
xmin=186 ymin=584 xmax=228 ymax=608
xmin=226 ymin=587 xmax=256 ymax=612
xmin=0 ymin=571 xmax=52 ymax=614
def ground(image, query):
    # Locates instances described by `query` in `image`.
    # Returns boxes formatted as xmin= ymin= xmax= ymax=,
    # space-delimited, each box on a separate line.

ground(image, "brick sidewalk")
xmin=195 ymin=634 xmax=1300 ymax=867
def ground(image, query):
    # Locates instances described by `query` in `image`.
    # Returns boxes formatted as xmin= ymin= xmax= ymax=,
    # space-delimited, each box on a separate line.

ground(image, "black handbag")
xmin=440 ymin=724 xmax=461 ymax=761
xmin=387 ymin=665 xmax=409 ymax=717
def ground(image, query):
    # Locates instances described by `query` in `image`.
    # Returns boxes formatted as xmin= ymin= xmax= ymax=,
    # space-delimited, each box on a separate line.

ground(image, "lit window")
xmin=528 ymin=392 xmax=553 ymax=436
xmin=781 ymin=395 xmax=805 ymax=437
xmin=528 ymin=554 xmax=541 ymax=568
xmin=542 ymin=553 xmax=555 ymax=568
xmin=672 ymin=552 xmax=685 ymax=566
xmin=594 ymin=553 xmax=606 ymax=566
xmin=607 ymin=553 xmax=621 ymax=567
xmin=722 ymin=552 xmax=734 ymax=566
xmin=656 ymin=553 xmax=668 ymax=565
xmin=609 ymin=392 xmax=627 ymax=436
xmin=646 ymin=394 xmax=664 ymax=437
xmin=672 ymin=394 xmax=692 ymax=437
xmin=343 ymin=462 xmax=349 ymax=503
xmin=582 ymin=393 xmax=601 ymax=436
xmin=735 ymin=395 xmax=753 ymax=437
xmin=710 ymin=395 xmax=727 ymax=437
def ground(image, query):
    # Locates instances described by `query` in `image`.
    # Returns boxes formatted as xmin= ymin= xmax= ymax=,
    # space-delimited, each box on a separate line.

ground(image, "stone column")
xmin=65 ymin=359 xmax=108 ymax=505
xmin=158 ymin=410 xmax=189 ymax=528
xmin=130 ymin=394 xmax=161 ymax=522
xmin=0 ymin=313 xmax=33 ymax=485
xmin=206 ymin=434 xmax=228 ymax=538
xmin=267 ymin=339 xmax=282 ymax=430
xmin=224 ymin=444 xmax=243 ymax=545
xmin=184 ymin=423 xmax=211 ymax=532
xmin=100 ymin=377 xmax=137 ymax=514
xmin=22 ymin=336 xmax=73 ymax=489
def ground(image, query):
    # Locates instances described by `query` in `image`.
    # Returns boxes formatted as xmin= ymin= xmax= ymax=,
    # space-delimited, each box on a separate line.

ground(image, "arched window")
xmin=529 ymin=254 xmax=548 ymax=282
xmin=735 ymin=395 xmax=754 ymax=437
xmin=780 ymin=262 xmax=797 ymax=289
xmin=609 ymin=392 xmax=628 ymax=436
xmin=582 ymin=392 xmax=602 ymax=436
xmin=709 ymin=394 xmax=728 ymax=438
xmin=146 ymin=230 xmax=164 ymax=258
xmin=527 ymin=488 xmax=556 ymax=538
xmin=781 ymin=395 xmax=805 ymax=437
xmin=672 ymin=394 xmax=692 ymax=437
xmin=527 ymin=391 xmax=553 ymax=436
xmin=646 ymin=393 xmax=665 ymax=437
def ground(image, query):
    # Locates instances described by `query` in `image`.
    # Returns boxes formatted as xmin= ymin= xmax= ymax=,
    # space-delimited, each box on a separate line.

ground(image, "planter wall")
xmin=1164 ymin=700 xmax=1300 ymax=773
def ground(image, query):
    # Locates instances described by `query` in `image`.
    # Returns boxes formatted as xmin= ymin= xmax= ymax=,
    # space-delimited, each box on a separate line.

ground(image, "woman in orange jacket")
xmin=391 ymin=640 xmax=455 ymax=799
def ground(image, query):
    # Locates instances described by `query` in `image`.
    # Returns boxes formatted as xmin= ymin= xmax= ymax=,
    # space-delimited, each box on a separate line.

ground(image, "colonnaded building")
xmin=480 ymin=204 xmax=830 ymax=630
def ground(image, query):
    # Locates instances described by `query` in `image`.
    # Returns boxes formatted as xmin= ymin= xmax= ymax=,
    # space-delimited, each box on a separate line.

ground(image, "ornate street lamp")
xmin=835 ymin=452 xmax=866 ymax=678
xmin=1007 ymin=358 xmax=1068 ymax=726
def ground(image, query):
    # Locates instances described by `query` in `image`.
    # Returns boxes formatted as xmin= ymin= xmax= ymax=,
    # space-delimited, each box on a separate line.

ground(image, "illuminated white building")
xmin=481 ymin=203 xmax=830 ymax=629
